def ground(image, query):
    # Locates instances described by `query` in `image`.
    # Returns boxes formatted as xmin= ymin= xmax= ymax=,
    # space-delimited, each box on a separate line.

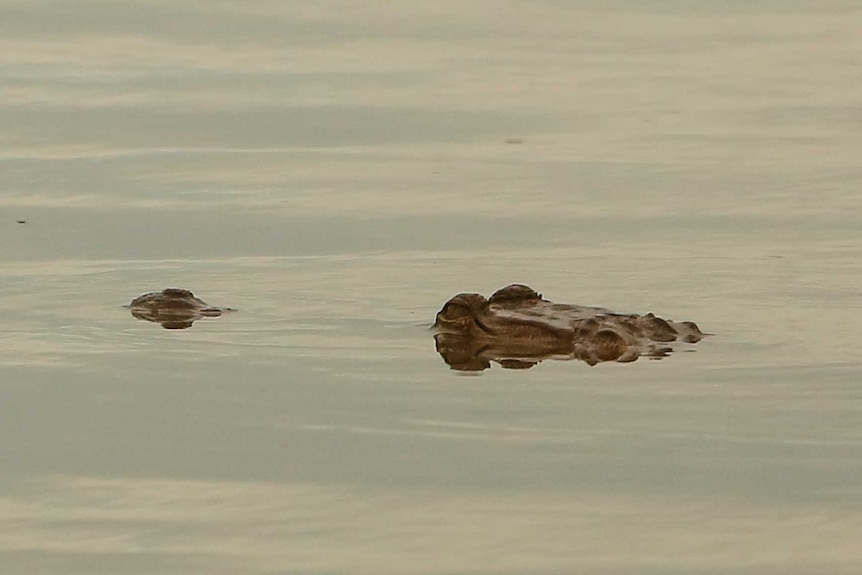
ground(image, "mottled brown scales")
xmin=433 ymin=284 xmax=706 ymax=371
xmin=127 ymin=288 xmax=229 ymax=330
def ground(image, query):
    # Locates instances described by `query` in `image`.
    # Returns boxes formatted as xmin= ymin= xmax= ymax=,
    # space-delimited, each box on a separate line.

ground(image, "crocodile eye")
xmin=442 ymin=303 xmax=470 ymax=320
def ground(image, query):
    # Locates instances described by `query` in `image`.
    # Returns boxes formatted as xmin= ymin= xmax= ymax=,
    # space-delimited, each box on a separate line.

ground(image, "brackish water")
xmin=1 ymin=2 xmax=861 ymax=573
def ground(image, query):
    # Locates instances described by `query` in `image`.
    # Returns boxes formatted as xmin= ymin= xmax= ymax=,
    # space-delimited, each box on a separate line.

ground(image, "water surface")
xmin=1 ymin=2 xmax=861 ymax=574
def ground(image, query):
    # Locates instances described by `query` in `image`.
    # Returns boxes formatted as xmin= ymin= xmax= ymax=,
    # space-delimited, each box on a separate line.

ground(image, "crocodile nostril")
xmin=442 ymin=303 xmax=470 ymax=320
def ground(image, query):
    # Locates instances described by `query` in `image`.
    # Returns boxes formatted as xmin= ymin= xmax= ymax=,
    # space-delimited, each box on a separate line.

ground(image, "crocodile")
xmin=127 ymin=288 xmax=230 ymax=330
xmin=433 ymin=284 xmax=705 ymax=371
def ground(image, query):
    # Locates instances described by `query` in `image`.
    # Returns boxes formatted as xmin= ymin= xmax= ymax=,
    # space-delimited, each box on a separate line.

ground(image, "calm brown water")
xmin=2 ymin=2 xmax=861 ymax=574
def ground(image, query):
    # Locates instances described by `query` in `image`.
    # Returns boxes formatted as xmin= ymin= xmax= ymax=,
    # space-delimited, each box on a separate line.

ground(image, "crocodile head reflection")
xmin=433 ymin=284 xmax=705 ymax=371
xmin=127 ymin=288 xmax=231 ymax=330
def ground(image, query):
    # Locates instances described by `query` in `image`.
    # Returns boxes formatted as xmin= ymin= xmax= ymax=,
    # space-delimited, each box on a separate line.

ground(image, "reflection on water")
xmin=433 ymin=284 xmax=704 ymax=371
xmin=2 ymin=0 xmax=862 ymax=573
xmin=127 ymin=288 xmax=231 ymax=330
xmin=434 ymin=332 xmax=679 ymax=371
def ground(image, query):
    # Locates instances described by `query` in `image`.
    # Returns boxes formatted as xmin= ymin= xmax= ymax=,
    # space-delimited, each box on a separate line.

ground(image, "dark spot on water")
xmin=505 ymin=138 xmax=524 ymax=144
xmin=16 ymin=220 xmax=26 ymax=224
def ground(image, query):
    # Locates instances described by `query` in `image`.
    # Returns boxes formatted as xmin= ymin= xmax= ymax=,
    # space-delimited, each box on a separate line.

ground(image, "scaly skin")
xmin=433 ymin=284 xmax=705 ymax=371
xmin=128 ymin=288 xmax=228 ymax=330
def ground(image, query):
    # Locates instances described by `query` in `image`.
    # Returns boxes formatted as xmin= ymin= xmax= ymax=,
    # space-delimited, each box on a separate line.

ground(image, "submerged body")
xmin=434 ymin=284 xmax=705 ymax=371
xmin=128 ymin=288 xmax=228 ymax=329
